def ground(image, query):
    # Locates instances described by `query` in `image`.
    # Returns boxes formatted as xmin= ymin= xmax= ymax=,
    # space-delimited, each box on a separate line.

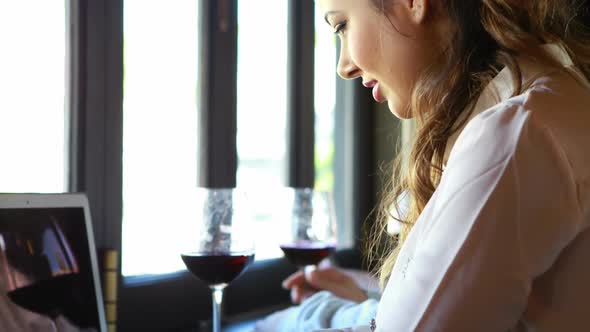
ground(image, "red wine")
xmin=181 ymin=252 xmax=254 ymax=287
xmin=280 ymin=241 xmax=335 ymax=267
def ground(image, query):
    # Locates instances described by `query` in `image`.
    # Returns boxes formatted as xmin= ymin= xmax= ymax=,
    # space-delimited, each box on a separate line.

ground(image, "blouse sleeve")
xmin=375 ymin=104 xmax=584 ymax=331
xmin=254 ymin=291 xmax=378 ymax=332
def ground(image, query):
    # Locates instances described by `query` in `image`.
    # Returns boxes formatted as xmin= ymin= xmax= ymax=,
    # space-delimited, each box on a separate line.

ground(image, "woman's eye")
xmin=334 ymin=22 xmax=347 ymax=35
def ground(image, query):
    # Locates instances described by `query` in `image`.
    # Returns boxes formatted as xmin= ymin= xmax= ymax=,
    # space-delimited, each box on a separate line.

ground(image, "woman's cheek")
xmin=348 ymin=30 xmax=379 ymax=73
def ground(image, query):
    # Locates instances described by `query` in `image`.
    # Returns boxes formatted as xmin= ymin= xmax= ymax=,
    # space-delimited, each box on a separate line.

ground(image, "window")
xmin=43 ymin=1 xmax=373 ymax=329
xmin=102 ymin=0 xmax=376 ymax=328
xmin=121 ymin=0 xmax=200 ymax=276
xmin=314 ymin=0 xmax=337 ymax=192
xmin=235 ymin=0 xmax=341 ymax=261
xmin=0 ymin=1 xmax=68 ymax=193
xmin=236 ymin=0 xmax=289 ymax=260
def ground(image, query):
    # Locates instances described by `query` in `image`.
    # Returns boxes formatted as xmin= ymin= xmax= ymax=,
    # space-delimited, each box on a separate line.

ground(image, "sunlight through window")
xmin=0 ymin=1 xmax=67 ymax=193
xmin=122 ymin=0 xmax=200 ymax=276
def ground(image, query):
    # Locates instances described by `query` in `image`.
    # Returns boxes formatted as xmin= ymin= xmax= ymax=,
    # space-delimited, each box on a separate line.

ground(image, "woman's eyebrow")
xmin=324 ymin=11 xmax=341 ymax=25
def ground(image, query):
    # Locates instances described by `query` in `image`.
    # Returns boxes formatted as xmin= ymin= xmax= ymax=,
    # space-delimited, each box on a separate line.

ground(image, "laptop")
xmin=0 ymin=193 xmax=107 ymax=332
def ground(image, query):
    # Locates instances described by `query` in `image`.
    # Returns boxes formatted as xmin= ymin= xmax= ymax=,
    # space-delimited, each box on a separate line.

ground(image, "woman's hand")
xmin=282 ymin=267 xmax=369 ymax=304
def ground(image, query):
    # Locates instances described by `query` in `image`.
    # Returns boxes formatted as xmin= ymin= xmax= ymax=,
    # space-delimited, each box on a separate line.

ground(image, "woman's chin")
xmin=388 ymin=100 xmax=413 ymax=119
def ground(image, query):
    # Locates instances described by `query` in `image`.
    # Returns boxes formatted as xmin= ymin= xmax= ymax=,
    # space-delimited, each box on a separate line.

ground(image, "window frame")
xmin=68 ymin=0 xmax=123 ymax=251
xmin=68 ymin=0 xmax=379 ymax=329
xmin=287 ymin=0 xmax=315 ymax=188
xmin=198 ymin=0 xmax=238 ymax=188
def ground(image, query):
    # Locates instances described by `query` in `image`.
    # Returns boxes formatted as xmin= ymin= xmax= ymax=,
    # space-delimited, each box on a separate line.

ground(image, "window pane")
xmin=236 ymin=0 xmax=288 ymax=260
xmin=122 ymin=1 xmax=199 ymax=276
xmin=0 ymin=1 xmax=67 ymax=193
xmin=314 ymin=0 xmax=337 ymax=192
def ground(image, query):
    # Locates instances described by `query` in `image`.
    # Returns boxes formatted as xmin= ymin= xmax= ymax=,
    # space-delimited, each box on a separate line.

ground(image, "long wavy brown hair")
xmin=366 ymin=0 xmax=590 ymax=287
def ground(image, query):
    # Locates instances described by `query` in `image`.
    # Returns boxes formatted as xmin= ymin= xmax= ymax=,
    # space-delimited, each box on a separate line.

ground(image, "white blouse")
xmin=322 ymin=43 xmax=590 ymax=332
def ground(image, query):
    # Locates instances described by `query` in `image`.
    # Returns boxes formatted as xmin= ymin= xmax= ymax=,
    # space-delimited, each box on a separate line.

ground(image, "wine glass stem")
xmin=211 ymin=286 xmax=225 ymax=332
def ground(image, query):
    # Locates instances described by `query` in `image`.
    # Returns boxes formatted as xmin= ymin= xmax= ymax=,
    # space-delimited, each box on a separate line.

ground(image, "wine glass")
xmin=279 ymin=188 xmax=337 ymax=273
xmin=180 ymin=188 xmax=255 ymax=332
xmin=0 ymin=218 xmax=80 ymax=332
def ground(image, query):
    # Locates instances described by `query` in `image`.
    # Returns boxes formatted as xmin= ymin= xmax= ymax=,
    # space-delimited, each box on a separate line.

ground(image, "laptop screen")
xmin=0 ymin=194 xmax=106 ymax=332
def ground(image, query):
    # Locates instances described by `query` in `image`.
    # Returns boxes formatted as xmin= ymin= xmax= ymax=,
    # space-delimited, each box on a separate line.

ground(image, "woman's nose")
xmin=337 ymin=46 xmax=361 ymax=80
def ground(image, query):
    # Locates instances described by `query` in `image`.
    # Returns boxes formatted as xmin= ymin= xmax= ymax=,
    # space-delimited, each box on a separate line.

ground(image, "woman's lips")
xmin=372 ymin=82 xmax=386 ymax=103
xmin=363 ymin=80 xmax=385 ymax=103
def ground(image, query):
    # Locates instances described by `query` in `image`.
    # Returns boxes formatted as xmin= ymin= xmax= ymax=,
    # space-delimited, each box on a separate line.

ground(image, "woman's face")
xmin=319 ymin=0 xmax=447 ymax=119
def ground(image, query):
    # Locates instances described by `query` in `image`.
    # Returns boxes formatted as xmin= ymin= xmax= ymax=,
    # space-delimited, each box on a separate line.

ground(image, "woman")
xmin=259 ymin=0 xmax=590 ymax=331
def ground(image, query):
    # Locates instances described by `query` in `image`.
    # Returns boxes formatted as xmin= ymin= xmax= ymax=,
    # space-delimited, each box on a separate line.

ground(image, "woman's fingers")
xmin=283 ymin=268 xmax=344 ymax=292
xmin=305 ymin=268 xmax=343 ymax=287
xmin=290 ymin=285 xmax=302 ymax=304
xmin=290 ymin=283 xmax=317 ymax=304
xmin=282 ymin=267 xmax=369 ymax=304
xmin=306 ymin=269 xmax=368 ymax=303
xmin=282 ymin=270 xmax=305 ymax=289
xmin=284 ymin=270 xmax=320 ymax=304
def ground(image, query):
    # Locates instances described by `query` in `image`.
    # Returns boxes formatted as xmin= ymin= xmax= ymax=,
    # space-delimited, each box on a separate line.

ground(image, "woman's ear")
xmin=410 ymin=0 xmax=428 ymax=23
xmin=390 ymin=0 xmax=430 ymax=24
